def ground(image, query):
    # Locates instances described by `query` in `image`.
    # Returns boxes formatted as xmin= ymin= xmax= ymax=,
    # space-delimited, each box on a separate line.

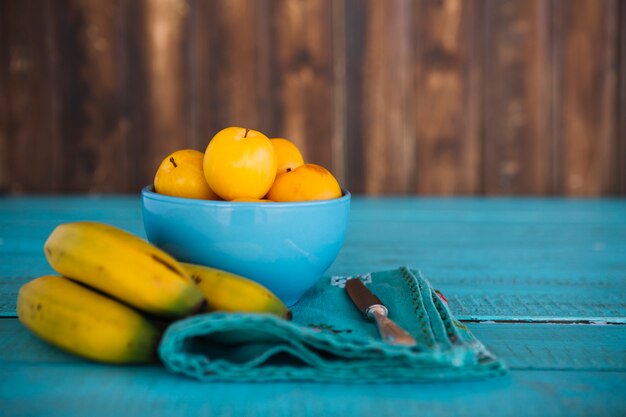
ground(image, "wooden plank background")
xmin=0 ymin=0 xmax=624 ymax=196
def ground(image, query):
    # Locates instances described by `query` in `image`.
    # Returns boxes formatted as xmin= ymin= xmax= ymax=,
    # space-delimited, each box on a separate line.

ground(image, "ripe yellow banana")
xmin=181 ymin=263 xmax=291 ymax=319
xmin=17 ymin=275 xmax=161 ymax=364
xmin=44 ymin=222 xmax=205 ymax=319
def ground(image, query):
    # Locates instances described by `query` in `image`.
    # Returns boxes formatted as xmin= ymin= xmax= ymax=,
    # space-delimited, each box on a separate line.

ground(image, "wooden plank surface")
xmin=2 ymin=261 xmax=624 ymax=322
xmin=617 ymin=1 xmax=626 ymax=195
xmin=484 ymin=0 xmax=552 ymax=195
xmin=0 ymin=197 xmax=625 ymax=417
xmin=0 ymin=364 xmax=624 ymax=417
xmin=126 ymin=0 xmax=193 ymax=190
xmin=50 ymin=0 xmax=130 ymax=193
xmin=0 ymin=0 xmax=8 ymax=192
xmin=413 ymin=0 xmax=482 ymax=195
xmin=3 ymin=319 xmax=625 ymax=371
xmin=200 ymin=0 xmax=273 ymax=135
xmin=2 ymin=319 xmax=626 ymax=415
xmin=1 ymin=0 xmax=61 ymax=194
xmin=1 ymin=198 xmax=624 ymax=321
xmin=1 ymin=1 xmax=625 ymax=196
xmin=273 ymin=0 xmax=336 ymax=170
xmin=344 ymin=0 xmax=413 ymax=195
xmin=554 ymin=0 xmax=619 ymax=195
xmin=1 ymin=320 xmax=625 ymax=416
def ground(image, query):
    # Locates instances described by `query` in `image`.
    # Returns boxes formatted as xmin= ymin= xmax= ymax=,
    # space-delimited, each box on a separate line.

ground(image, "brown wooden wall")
xmin=1 ymin=0 xmax=625 ymax=195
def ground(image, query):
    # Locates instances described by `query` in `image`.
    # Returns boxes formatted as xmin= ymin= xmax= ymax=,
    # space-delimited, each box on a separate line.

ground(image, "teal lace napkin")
xmin=158 ymin=267 xmax=507 ymax=382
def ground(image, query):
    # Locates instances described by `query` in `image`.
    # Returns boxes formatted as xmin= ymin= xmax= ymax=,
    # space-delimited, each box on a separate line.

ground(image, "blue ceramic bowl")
xmin=141 ymin=186 xmax=350 ymax=306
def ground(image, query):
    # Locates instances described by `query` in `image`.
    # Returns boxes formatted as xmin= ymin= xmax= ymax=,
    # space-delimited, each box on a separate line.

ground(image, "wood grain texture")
xmin=1 ymin=198 xmax=625 ymax=415
xmin=200 ymin=0 xmax=273 ymax=137
xmin=0 ymin=361 xmax=625 ymax=417
xmin=484 ymin=0 xmax=552 ymax=195
xmin=1 ymin=0 xmax=625 ymax=196
xmin=617 ymin=1 xmax=626 ymax=195
xmin=3 ymin=320 xmax=625 ymax=370
xmin=2 ymin=0 xmax=60 ymax=193
xmin=414 ymin=0 xmax=482 ymax=195
xmin=273 ymin=0 xmax=335 ymax=171
xmin=51 ymin=0 xmax=130 ymax=192
xmin=1 ymin=197 xmax=625 ymax=320
xmin=343 ymin=0 xmax=365 ymax=194
xmin=126 ymin=0 xmax=193 ymax=191
xmin=345 ymin=0 xmax=413 ymax=195
xmin=0 ymin=0 xmax=8 ymax=192
xmin=554 ymin=0 xmax=619 ymax=196
xmin=331 ymin=0 xmax=347 ymax=185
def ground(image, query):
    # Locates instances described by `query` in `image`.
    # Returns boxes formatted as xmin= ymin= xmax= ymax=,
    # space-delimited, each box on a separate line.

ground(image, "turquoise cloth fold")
xmin=158 ymin=267 xmax=508 ymax=382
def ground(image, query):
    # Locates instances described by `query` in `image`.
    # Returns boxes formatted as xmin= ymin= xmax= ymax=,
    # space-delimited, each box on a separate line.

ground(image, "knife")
xmin=345 ymin=278 xmax=417 ymax=346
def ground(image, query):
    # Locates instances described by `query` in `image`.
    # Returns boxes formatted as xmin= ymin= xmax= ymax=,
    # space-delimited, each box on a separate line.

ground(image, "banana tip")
xmin=285 ymin=310 xmax=293 ymax=321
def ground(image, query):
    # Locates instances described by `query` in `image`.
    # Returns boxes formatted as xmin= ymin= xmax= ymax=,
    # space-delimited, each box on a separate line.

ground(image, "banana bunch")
xmin=44 ymin=222 xmax=205 ymax=319
xmin=18 ymin=276 xmax=161 ymax=364
xmin=17 ymin=221 xmax=290 ymax=364
xmin=182 ymin=263 xmax=290 ymax=319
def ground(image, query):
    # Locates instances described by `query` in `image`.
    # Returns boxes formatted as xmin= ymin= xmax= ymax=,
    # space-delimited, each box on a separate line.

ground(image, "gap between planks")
xmin=1 ymin=313 xmax=625 ymax=325
xmin=458 ymin=317 xmax=626 ymax=325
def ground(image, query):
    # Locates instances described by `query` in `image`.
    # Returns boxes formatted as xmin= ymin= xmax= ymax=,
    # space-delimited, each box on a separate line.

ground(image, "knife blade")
xmin=345 ymin=278 xmax=416 ymax=346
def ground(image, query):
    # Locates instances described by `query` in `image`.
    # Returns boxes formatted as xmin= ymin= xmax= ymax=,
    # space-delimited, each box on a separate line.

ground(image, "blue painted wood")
xmin=0 ymin=364 xmax=624 ymax=417
xmin=1 ymin=198 xmax=625 ymax=321
xmin=468 ymin=323 xmax=626 ymax=370
xmin=2 ymin=320 xmax=625 ymax=371
xmin=2 ymin=196 xmax=625 ymax=216
xmin=348 ymin=199 xmax=626 ymax=224
xmin=1 ymin=197 xmax=625 ymax=417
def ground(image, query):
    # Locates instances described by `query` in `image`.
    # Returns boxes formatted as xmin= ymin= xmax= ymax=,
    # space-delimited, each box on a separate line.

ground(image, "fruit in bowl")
xmin=154 ymin=149 xmax=220 ymax=200
xmin=270 ymin=138 xmax=304 ymax=175
xmin=267 ymin=164 xmax=341 ymax=202
xmin=203 ymin=127 xmax=277 ymax=201
xmin=145 ymin=127 xmax=350 ymax=305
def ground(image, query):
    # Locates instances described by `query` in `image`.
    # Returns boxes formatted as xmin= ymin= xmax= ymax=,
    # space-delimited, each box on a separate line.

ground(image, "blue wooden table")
xmin=1 ymin=197 xmax=625 ymax=416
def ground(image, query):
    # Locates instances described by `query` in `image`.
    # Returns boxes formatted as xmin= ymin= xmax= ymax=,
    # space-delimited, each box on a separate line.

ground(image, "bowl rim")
xmin=141 ymin=185 xmax=351 ymax=208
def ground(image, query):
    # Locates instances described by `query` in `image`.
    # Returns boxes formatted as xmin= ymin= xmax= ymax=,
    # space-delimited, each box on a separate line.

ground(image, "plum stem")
xmin=244 ymin=128 xmax=250 ymax=138
xmin=169 ymin=157 xmax=178 ymax=168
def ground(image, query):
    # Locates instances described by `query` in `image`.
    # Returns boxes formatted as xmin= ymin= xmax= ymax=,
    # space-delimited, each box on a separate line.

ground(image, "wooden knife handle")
xmin=368 ymin=305 xmax=417 ymax=347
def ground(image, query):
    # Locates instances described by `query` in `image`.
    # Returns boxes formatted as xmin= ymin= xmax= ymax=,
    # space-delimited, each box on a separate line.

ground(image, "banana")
xmin=44 ymin=222 xmax=205 ymax=319
xmin=181 ymin=263 xmax=291 ymax=319
xmin=17 ymin=275 xmax=161 ymax=364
